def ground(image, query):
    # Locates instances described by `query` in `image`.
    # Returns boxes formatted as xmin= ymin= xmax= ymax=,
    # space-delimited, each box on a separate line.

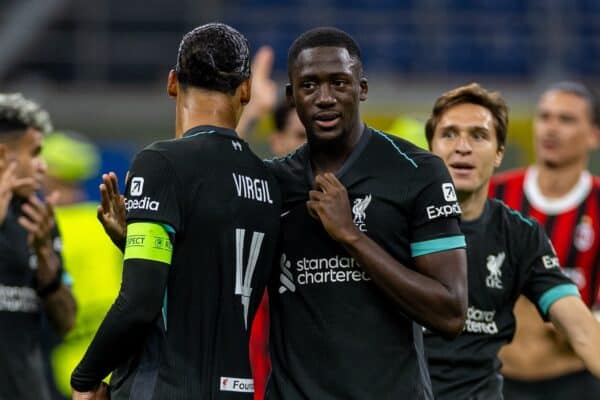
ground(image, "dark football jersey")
xmin=425 ymin=199 xmax=579 ymax=400
xmin=0 ymin=198 xmax=64 ymax=400
xmin=110 ymin=125 xmax=281 ymax=399
xmin=265 ymin=127 xmax=465 ymax=399
xmin=490 ymin=167 xmax=600 ymax=306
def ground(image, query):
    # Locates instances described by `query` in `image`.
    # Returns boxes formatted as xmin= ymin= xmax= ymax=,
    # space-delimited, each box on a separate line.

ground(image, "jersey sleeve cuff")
xmin=538 ymin=284 xmax=581 ymax=316
xmin=410 ymin=235 xmax=466 ymax=257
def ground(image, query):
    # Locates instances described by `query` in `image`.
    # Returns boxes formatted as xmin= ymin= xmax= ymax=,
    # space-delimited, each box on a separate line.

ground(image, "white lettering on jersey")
xmin=232 ymin=173 xmax=273 ymax=204
xmin=464 ymin=306 xmax=498 ymax=334
xmin=542 ymin=255 xmax=560 ymax=269
xmin=220 ymin=377 xmax=254 ymax=393
xmin=125 ymin=197 xmax=160 ymax=211
xmin=426 ymin=203 xmax=462 ymax=220
xmin=232 ymin=141 xmax=243 ymax=151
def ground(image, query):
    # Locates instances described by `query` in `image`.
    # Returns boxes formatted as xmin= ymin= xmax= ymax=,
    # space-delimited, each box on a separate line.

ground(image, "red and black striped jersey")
xmin=489 ymin=167 xmax=600 ymax=306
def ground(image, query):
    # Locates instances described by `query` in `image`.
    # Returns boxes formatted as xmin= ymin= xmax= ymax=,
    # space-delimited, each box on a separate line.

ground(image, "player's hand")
xmin=306 ymin=173 xmax=361 ymax=244
xmin=18 ymin=191 xmax=59 ymax=250
xmin=236 ymin=46 xmax=277 ymax=138
xmin=97 ymin=172 xmax=126 ymax=251
xmin=249 ymin=45 xmax=277 ymax=116
xmin=72 ymin=382 xmax=110 ymax=400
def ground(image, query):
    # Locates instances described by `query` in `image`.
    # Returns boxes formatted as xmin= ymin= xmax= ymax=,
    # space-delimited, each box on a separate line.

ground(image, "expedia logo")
xmin=426 ymin=203 xmax=461 ymax=220
xmin=125 ymin=196 xmax=160 ymax=211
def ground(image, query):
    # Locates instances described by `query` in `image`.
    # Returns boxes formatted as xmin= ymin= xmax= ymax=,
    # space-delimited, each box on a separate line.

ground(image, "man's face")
xmin=7 ymin=128 xmax=46 ymax=198
xmin=287 ymin=46 xmax=367 ymax=143
xmin=430 ymin=103 xmax=504 ymax=195
xmin=534 ymin=90 xmax=598 ymax=168
xmin=270 ymin=110 xmax=307 ymax=157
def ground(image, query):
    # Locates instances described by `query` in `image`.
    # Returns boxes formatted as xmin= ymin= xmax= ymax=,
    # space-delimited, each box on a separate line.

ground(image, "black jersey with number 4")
xmin=110 ymin=125 xmax=280 ymax=399
xmin=425 ymin=199 xmax=579 ymax=400
xmin=265 ymin=127 xmax=465 ymax=399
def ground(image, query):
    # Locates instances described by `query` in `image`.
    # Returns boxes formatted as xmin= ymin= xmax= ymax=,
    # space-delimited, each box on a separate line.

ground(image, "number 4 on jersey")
xmin=235 ymin=228 xmax=265 ymax=329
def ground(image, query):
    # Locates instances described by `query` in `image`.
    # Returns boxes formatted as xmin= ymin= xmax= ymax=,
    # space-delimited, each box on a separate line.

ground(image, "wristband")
xmin=37 ymin=272 xmax=62 ymax=298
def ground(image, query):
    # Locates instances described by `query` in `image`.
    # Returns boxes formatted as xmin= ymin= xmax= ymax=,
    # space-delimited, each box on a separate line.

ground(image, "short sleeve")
xmin=409 ymin=155 xmax=465 ymax=257
xmin=124 ymin=150 xmax=181 ymax=232
xmin=520 ymin=221 xmax=580 ymax=320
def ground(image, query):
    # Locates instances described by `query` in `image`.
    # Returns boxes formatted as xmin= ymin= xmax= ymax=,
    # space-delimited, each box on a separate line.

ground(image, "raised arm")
xmin=307 ymin=173 xmax=467 ymax=337
xmin=97 ymin=172 xmax=127 ymax=251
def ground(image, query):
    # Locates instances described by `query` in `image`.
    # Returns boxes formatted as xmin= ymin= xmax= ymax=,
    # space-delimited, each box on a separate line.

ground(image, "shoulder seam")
xmin=372 ymin=129 xmax=418 ymax=168
xmin=496 ymin=199 xmax=533 ymax=226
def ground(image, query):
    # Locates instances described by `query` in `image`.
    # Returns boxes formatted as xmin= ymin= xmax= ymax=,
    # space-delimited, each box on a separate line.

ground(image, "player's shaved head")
xmin=287 ymin=27 xmax=363 ymax=80
xmin=175 ymin=23 xmax=251 ymax=95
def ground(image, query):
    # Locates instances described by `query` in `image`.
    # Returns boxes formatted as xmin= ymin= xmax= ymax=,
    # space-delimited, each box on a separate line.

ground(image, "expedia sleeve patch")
xmin=124 ymin=149 xmax=182 ymax=231
xmin=124 ymin=222 xmax=173 ymax=264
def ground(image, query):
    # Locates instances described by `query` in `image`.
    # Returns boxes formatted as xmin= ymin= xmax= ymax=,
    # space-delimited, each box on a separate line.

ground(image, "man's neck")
xmin=535 ymin=160 xmax=587 ymax=199
xmin=310 ymin=121 xmax=364 ymax=176
xmin=458 ymin=185 xmax=488 ymax=222
xmin=175 ymin=91 xmax=239 ymax=138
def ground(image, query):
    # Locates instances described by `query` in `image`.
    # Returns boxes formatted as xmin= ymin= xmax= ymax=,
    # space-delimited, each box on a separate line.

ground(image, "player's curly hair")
xmin=0 ymin=93 xmax=53 ymax=136
xmin=425 ymin=83 xmax=508 ymax=150
xmin=287 ymin=27 xmax=363 ymax=81
xmin=175 ymin=23 xmax=251 ymax=95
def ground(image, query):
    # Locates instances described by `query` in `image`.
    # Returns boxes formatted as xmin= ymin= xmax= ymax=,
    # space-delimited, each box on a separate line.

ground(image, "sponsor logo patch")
xmin=130 ymin=177 xmax=144 ymax=196
xmin=442 ymin=182 xmax=457 ymax=202
xmin=220 ymin=377 xmax=254 ymax=393
xmin=125 ymin=197 xmax=160 ymax=211
xmin=426 ymin=203 xmax=462 ymax=220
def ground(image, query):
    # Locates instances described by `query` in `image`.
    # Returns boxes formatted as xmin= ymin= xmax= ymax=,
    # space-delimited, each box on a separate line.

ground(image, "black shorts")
xmin=503 ymin=370 xmax=600 ymax=400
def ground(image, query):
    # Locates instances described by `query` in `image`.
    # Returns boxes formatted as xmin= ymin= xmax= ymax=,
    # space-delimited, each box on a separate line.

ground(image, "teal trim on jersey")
xmin=411 ymin=235 xmax=466 ymax=257
xmin=162 ymin=288 xmax=168 ymax=331
xmin=163 ymin=224 xmax=175 ymax=234
xmin=498 ymin=200 xmax=533 ymax=226
xmin=372 ymin=129 xmax=418 ymax=168
xmin=538 ymin=284 xmax=580 ymax=316
xmin=183 ymin=129 xmax=216 ymax=139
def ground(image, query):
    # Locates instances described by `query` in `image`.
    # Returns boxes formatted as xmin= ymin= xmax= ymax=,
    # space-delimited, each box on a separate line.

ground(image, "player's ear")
xmin=359 ymin=77 xmax=368 ymax=102
xmin=167 ymin=70 xmax=178 ymax=98
xmin=494 ymin=144 xmax=505 ymax=168
xmin=239 ymin=78 xmax=251 ymax=105
xmin=285 ymin=84 xmax=295 ymax=107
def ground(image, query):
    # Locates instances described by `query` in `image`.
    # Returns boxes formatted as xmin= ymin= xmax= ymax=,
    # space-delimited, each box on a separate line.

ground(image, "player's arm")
xmin=307 ymin=173 xmax=467 ymax=337
xmin=547 ymin=296 xmax=600 ymax=377
xmin=73 ymin=149 xmax=181 ymax=395
xmin=71 ymin=221 xmax=172 ymax=393
xmin=19 ymin=192 xmax=76 ymax=336
xmin=521 ymin=220 xmax=600 ymax=375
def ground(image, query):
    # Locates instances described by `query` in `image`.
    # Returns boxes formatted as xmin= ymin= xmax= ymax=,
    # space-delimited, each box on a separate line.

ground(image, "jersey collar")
xmin=304 ymin=125 xmax=372 ymax=187
xmin=524 ymin=166 xmax=592 ymax=215
xmin=182 ymin=125 xmax=240 ymax=140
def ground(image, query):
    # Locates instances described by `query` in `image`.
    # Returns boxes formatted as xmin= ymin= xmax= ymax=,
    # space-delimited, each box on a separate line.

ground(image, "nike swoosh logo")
xmin=280 ymin=210 xmax=291 ymax=218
